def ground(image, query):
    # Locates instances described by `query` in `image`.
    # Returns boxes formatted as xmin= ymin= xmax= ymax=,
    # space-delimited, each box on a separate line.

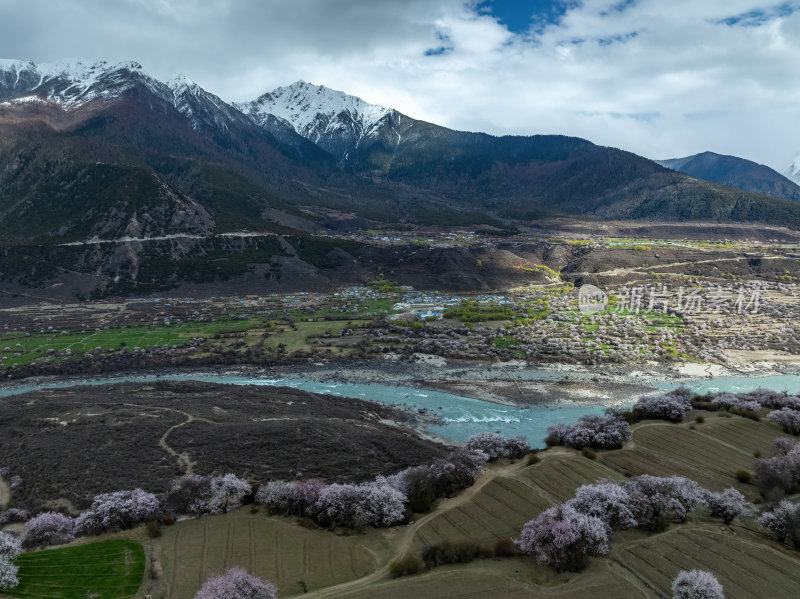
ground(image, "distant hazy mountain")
xmin=656 ymin=151 xmax=800 ymax=203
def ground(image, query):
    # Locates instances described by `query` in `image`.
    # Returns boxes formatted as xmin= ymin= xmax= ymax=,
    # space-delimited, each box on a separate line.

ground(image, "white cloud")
xmin=1 ymin=0 xmax=799 ymax=170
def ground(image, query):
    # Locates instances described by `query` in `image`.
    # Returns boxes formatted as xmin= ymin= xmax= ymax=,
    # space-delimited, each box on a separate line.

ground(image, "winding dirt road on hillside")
xmin=576 ymin=254 xmax=787 ymax=279
xmin=123 ymin=403 xmax=215 ymax=477
xmin=301 ymin=458 xmax=530 ymax=599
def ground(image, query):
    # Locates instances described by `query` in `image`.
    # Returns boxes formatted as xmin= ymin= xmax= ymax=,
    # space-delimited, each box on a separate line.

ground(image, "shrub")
xmin=730 ymin=407 xmax=760 ymax=421
xmin=22 ymin=512 xmax=75 ymax=548
xmin=735 ymin=470 xmax=752 ymax=484
xmin=546 ymin=414 xmax=632 ymax=450
xmin=207 ymin=474 xmax=252 ymax=514
xmin=165 ymin=475 xmax=211 ymax=515
xmin=427 ymin=448 xmax=488 ymax=497
xmin=515 ymin=504 xmax=610 ymax=572
xmin=167 ymin=473 xmax=251 ymax=516
xmin=146 ymin=520 xmax=162 ymax=538
xmin=769 ymin=408 xmax=800 ymax=435
xmin=466 ymin=433 xmax=529 ymax=460
xmin=314 ymin=479 xmax=406 ymax=529
xmin=706 ymin=487 xmax=754 ymax=525
xmin=567 ymin=480 xmax=640 ymax=528
xmin=771 ymin=436 xmax=797 ymax=456
xmin=422 ymin=541 xmax=455 ymax=567
xmin=478 ymin=543 xmax=494 ymax=558
xmin=624 ymin=475 xmax=707 ymax=529
xmin=758 ymin=500 xmax=800 ymax=547
xmin=398 ymin=466 xmax=438 ymax=513
xmin=582 ymin=447 xmax=598 ymax=460
xmin=616 ymin=409 xmax=641 ymax=424
xmin=671 ymin=570 xmax=724 ymax=599
xmin=194 ymin=567 xmax=277 ymax=599
xmin=453 ymin=540 xmax=479 ymax=563
xmin=695 ymin=415 xmax=705 ymax=424
xmin=755 ymin=438 xmax=800 ymax=500
xmin=634 ymin=389 xmax=693 ymax=422
xmin=494 ymin=537 xmax=517 ymax=557
xmin=712 ymin=393 xmax=759 ymax=413
xmin=254 ymin=480 xmax=294 ymax=515
xmin=0 ymin=532 xmax=20 ymax=591
xmin=75 ymin=488 xmax=160 ymax=535
xmin=0 ymin=508 xmax=29 ymax=526
xmin=527 ymin=453 xmax=541 ymax=466
xmin=389 ymin=555 xmax=424 ymax=577
xmin=287 ymin=517 xmax=312 ymax=531
xmin=415 ymin=540 xmax=475 ymax=570
xmin=739 ymin=388 xmax=800 ymax=410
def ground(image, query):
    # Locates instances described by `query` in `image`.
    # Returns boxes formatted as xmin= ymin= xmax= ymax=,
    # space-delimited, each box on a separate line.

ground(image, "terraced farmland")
xmin=325 ymin=560 xmax=646 ymax=599
xmin=600 ymin=414 xmax=779 ymax=492
xmin=7 ymin=407 xmax=800 ymax=599
xmin=519 ymin=452 xmax=623 ymax=501
xmin=614 ymin=527 xmax=800 ymax=598
xmin=412 ymin=476 xmax=553 ymax=550
xmin=698 ymin=415 xmax=782 ymax=456
xmin=157 ymin=512 xmax=387 ymax=599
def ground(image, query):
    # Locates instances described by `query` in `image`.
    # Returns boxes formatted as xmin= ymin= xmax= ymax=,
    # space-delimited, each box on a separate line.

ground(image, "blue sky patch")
xmin=718 ymin=1 xmax=800 ymax=27
xmin=425 ymin=31 xmax=454 ymax=56
xmin=475 ymin=0 xmax=575 ymax=34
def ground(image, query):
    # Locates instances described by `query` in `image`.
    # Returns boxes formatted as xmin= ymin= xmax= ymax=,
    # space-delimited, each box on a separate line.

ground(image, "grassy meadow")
xmin=2 ymin=540 xmax=144 ymax=599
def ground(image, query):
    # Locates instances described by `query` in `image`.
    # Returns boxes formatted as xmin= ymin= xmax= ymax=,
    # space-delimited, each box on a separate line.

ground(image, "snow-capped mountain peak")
xmin=167 ymin=74 xmax=200 ymax=92
xmin=0 ymin=59 xmax=158 ymax=108
xmin=253 ymin=80 xmax=392 ymax=133
xmin=238 ymin=80 xmax=399 ymax=160
xmin=784 ymin=152 xmax=800 ymax=185
xmin=0 ymin=59 xmax=249 ymax=136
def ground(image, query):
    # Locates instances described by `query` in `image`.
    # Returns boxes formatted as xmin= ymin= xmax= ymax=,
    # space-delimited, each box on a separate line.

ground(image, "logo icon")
xmin=578 ymin=284 xmax=607 ymax=315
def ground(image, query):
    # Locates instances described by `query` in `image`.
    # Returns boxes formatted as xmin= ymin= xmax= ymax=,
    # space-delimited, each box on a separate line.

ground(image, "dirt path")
xmin=57 ymin=231 xmax=276 ymax=247
xmin=0 ymin=475 xmax=9 ymax=508
xmin=123 ymin=403 xmax=215 ymax=476
xmin=302 ymin=459 xmax=525 ymax=599
xmin=578 ymin=254 xmax=785 ymax=279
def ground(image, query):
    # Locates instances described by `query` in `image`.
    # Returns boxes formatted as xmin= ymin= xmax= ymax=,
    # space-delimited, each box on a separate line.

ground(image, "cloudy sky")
xmin=1 ymin=0 xmax=799 ymax=171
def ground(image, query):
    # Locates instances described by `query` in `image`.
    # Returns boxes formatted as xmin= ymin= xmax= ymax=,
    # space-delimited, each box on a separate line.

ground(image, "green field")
xmin=2 ymin=540 xmax=144 ymax=599
xmin=0 ymin=319 xmax=261 ymax=367
xmin=0 ymin=315 xmax=376 ymax=368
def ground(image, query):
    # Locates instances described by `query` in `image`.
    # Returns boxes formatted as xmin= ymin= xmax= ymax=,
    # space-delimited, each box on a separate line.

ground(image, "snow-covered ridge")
xmin=0 ymin=60 xmax=402 ymax=155
xmin=784 ymin=152 xmax=800 ymax=185
xmin=0 ymin=59 xmax=245 ymax=133
xmin=0 ymin=59 xmax=161 ymax=108
xmin=237 ymin=81 xmax=397 ymax=156
xmin=242 ymin=80 xmax=392 ymax=137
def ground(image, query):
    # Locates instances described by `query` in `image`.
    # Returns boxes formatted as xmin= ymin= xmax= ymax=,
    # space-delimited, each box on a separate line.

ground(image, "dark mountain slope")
xmin=242 ymin=82 xmax=800 ymax=228
xmin=656 ymin=151 xmax=800 ymax=203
